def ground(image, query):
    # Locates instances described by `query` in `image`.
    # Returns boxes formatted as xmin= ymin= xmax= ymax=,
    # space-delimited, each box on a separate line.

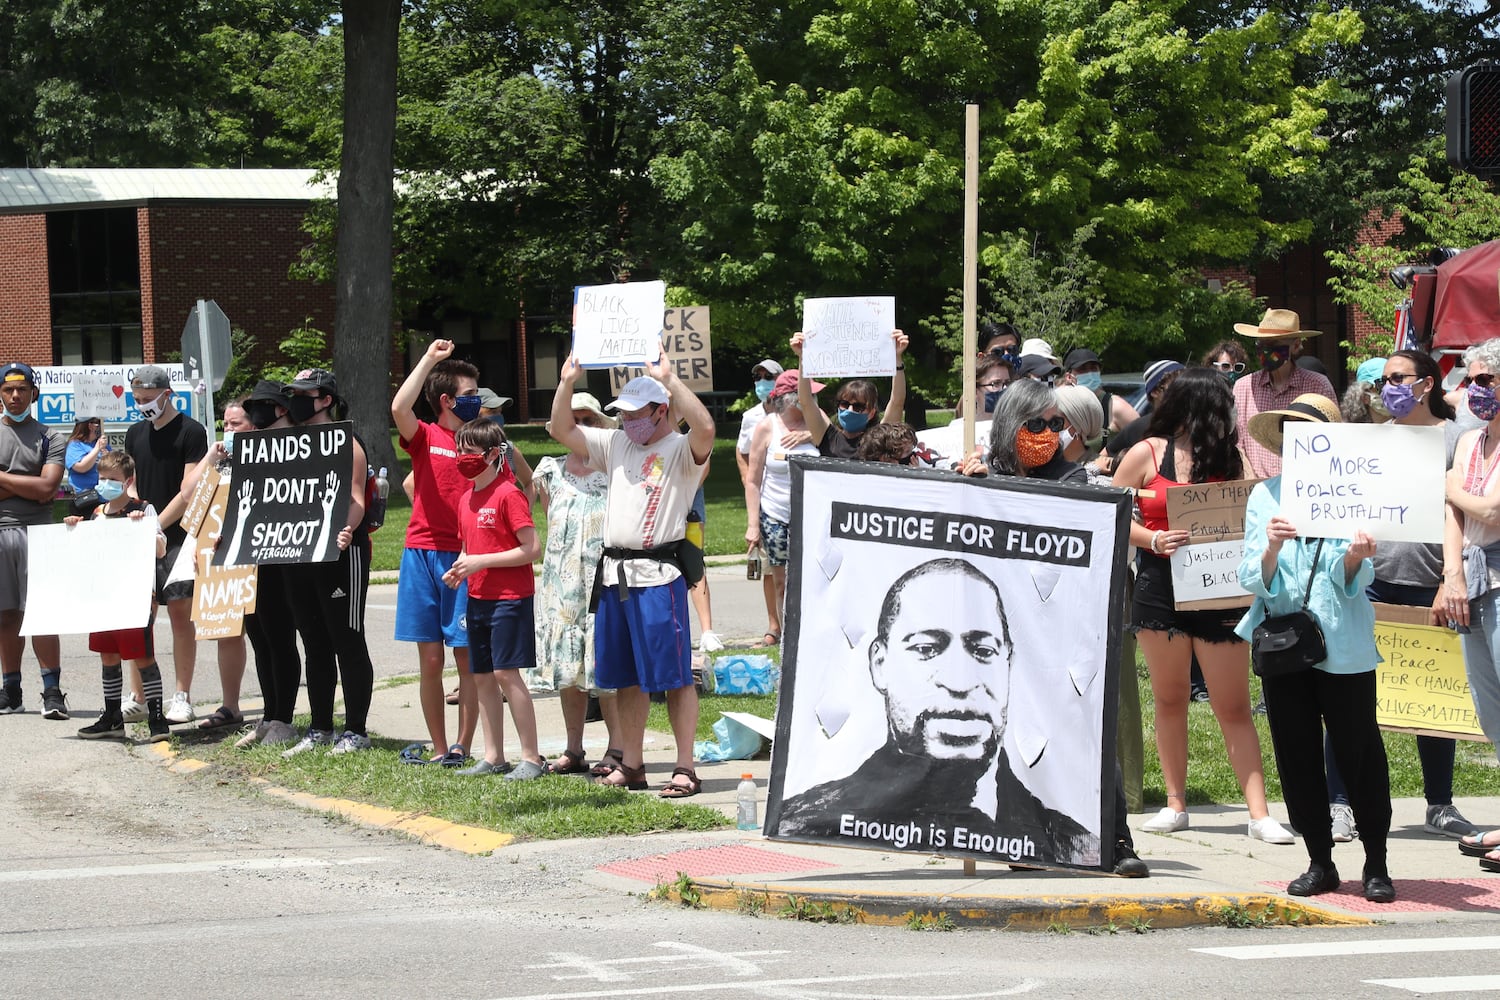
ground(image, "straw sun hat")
xmin=1246 ymin=393 xmax=1342 ymax=453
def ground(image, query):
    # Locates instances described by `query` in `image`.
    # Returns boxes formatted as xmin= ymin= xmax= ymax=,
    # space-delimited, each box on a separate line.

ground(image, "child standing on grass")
xmin=69 ymin=451 xmax=170 ymax=742
xmin=442 ymin=419 xmax=549 ymax=779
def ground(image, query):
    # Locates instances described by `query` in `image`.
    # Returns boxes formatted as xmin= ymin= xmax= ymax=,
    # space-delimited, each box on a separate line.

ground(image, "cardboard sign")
xmin=765 ymin=461 xmax=1133 ymax=873
xmin=1166 ymin=479 xmax=1261 ymax=610
xmin=192 ymin=551 xmax=257 ymax=639
xmin=1374 ymin=602 xmax=1488 ymax=741
xmin=1281 ymin=423 xmax=1445 ymax=543
xmin=571 ymin=280 xmax=667 ymax=368
xmin=799 ymin=296 xmax=898 ymax=378
xmin=215 ymin=423 xmax=354 ymax=566
xmin=71 ymin=373 xmax=128 ymax=421
xmin=21 ymin=516 xmax=157 ymax=636
xmin=179 ymin=466 xmax=222 ymax=541
xmin=608 ymin=307 xmax=713 ymax=393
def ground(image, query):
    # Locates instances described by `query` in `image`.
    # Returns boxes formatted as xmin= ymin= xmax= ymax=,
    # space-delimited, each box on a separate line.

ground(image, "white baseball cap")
xmin=606 ymin=376 xmax=670 ymax=412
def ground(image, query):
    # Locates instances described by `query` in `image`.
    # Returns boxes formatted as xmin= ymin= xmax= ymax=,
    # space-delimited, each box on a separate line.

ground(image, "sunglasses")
xmin=1372 ymin=372 xmax=1422 ymax=389
xmin=1465 ymin=373 xmax=1497 ymax=389
xmin=1210 ymin=361 xmax=1246 ymax=373
xmin=1023 ymin=415 xmax=1066 ymax=434
xmin=836 ymin=399 xmax=869 ymax=413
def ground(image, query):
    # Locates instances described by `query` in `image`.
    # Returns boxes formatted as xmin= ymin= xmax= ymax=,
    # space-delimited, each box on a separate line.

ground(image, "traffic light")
xmin=1447 ymin=63 xmax=1500 ymax=176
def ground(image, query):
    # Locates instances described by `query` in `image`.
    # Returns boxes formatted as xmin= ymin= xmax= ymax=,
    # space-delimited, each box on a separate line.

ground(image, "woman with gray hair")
xmin=976 ymin=377 xmax=1086 ymax=482
xmin=1055 ymin=384 xmax=1106 ymax=468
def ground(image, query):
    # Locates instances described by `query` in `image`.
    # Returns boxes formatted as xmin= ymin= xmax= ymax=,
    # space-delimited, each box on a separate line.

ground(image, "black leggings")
xmin=285 ymin=537 xmax=374 ymax=735
xmin=245 ymin=563 xmax=303 ymax=724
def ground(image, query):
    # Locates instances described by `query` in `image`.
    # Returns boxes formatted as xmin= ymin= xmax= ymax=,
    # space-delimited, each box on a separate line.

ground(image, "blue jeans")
xmin=1461 ymin=589 xmax=1500 ymax=760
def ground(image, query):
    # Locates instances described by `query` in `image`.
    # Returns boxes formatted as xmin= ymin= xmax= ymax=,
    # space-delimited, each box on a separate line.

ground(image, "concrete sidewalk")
xmin=351 ymin=675 xmax=1500 ymax=930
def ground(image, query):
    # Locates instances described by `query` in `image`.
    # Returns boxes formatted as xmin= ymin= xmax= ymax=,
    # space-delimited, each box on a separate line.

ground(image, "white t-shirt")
xmin=917 ymin=418 xmax=991 ymax=471
xmin=737 ymin=403 xmax=767 ymax=455
xmin=582 ymin=425 xmax=705 ymax=588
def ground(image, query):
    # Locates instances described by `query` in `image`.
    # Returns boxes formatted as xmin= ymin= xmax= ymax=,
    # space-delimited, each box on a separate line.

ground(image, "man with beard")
xmin=776 ymin=558 xmax=1096 ymax=866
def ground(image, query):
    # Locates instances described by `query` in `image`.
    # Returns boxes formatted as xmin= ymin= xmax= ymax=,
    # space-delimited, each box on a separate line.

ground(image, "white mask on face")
xmin=1059 ymin=428 xmax=1075 ymax=451
xmin=136 ymin=392 xmax=168 ymax=421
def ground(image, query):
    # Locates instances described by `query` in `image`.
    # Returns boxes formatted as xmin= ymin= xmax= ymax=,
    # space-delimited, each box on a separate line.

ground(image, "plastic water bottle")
xmin=736 ymin=773 xmax=759 ymax=831
xmin=364 ymin=466 xmax=390 ymax=531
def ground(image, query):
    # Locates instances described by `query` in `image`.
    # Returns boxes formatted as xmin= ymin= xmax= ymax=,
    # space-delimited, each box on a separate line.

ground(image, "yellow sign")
xmin=1373 ymin=603 xmax=1488 ymax=741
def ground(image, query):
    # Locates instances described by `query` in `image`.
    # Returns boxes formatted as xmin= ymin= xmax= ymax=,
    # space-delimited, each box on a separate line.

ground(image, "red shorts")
xmin=89 ymin=625 xmax=154 ymax=661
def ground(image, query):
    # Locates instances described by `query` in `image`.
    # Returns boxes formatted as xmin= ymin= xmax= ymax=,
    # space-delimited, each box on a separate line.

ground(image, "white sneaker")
xmin=1330 ymin=803 xmax=1357 ymax=843
xmin=1249 ymin=816 xmax=1296 ymax=845
xmin=1141 ymin=807 xmax=1189 ymax=833
xmin=119 ymin=696 xmax=146 ymax=723
xmin=281 ymin=728 xmax=336 ymax=758
xmin=698 ymin=630 xmax=725 ymax=653
xmin=329 ymin=731 xmax=372 ymax=755
xmin=163 ymin=691 xmax=195 ymax=724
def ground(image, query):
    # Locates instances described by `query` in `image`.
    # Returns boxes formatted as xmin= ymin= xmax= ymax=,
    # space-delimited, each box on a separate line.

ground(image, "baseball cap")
xmin=1143 ymin=360 xmax=1186 ymax=396
xmin=606 ymin=376 xmax=670 ymax=412
xmin=1354 ymin=358 xmax=1386 ymax=385
xmin=1017 ymin=354 xmax=1062 ymax=380
xmin=476 ymin=387 xmax=511 ymax=410
xmin=1 ymin=362 xmax=36 ymax=387
xmin=1020 ymin=338 xmax=1058 ymax=363
xmin=130 ymin=365 xmax=171 ymax=389
xmin=771 ymin=369 xmax=825 ymax=398
xmin=288 ymin=368 xmax=339 ymax=396
xmin=751 ymin=359 xmax=785 ymax=378
xmin=1063 ymin=347 xmax=1101 ymax=371
xmin=246 ymin=379 xmax=289 ymax=405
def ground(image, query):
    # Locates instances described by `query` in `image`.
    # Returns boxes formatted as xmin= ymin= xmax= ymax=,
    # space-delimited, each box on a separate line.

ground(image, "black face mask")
xmin=286 ymin=394 xmax=320 ymax=424
xmin=245 ymin=401 xmax=280 ymax=429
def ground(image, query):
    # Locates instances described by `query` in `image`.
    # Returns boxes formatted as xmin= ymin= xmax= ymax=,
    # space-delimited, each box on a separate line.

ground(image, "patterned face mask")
xmin=1015 ymin=428 xmax=1059 ymax=468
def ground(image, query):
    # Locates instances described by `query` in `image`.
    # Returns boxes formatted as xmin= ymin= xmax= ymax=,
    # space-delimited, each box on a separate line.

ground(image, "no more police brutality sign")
xmin=214 ymin=422 xmax=355 ymax=566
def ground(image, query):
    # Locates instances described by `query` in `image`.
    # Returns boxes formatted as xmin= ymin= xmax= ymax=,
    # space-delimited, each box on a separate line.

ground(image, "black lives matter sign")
xmin=214 ymin=422 xmax=354 ymax=566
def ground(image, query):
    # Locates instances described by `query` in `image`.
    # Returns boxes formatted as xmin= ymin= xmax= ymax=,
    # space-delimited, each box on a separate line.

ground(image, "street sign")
xmin=181 ymin=300 xmax=233 ymax=391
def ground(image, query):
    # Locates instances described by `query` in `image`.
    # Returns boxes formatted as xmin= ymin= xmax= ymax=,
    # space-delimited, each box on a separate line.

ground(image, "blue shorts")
xmin=759 ymin=513 xmax=791 ymax=567
xmin=467 ymin=596 xmax=535 ymax=674
xmin=394 ymin=548 xmax=469 ymax=647
xmin=595 ymin=577 xmax=693 ymax=693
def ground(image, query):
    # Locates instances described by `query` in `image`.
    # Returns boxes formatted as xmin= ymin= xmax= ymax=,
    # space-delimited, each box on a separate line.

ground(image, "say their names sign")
xmin=1373 ymin=603 xmax=1487 ymax=741
xmin=571 ymin=280 xmax=667 ymax=368
xmin=1281 ymin=422 xmax=1445 ymax=543
xmin=1166 ymin=479 xmax=1261 ymax=610
xmin=800 ymin=296 xmax=898 ymax=379
xmin=192 ymin=484 xmax=257 ymax=639
xmin=608 ymin=307 xmax=713 ymax=393
xmin=215 ymin=423 xmax=354 ymax=566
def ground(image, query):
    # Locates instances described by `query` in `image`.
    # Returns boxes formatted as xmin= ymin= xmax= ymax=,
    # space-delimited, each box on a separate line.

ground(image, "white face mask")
xmin=136 ymin=392 xmax=168 ymax=421
xmin=1059 ymin=428 xmax=1075 ymax=451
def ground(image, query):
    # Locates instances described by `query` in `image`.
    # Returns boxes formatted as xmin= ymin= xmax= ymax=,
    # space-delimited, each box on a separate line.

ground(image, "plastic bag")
xmin=694 ymin=713 xmax=765 ymax=762
xmin=712 ymin=654 xmax=777 ymax=695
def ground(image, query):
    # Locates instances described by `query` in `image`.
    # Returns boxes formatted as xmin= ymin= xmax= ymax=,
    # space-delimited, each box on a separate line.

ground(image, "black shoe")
xmin=0 ymin=686 xmax=21 ymax=714
xmin=78 ymin=711 xmax=125 ymax=740
xmin=1287 ymin=864 xmax=1340 ymax=897
xmin=1362 ymin=872 xmax=1396 ymax=903
xmin=41 ymin=689 xmax=69 ymax=720
xmin=1113 ymin=840 xmax=1149 ymax=878
xmin=145 ymin=697 xmax=170 ymax=743
xmin=1190 ymin=684 xmax=1210 ymax=703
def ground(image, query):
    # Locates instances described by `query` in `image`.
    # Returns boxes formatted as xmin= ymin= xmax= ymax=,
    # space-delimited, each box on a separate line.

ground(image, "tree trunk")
xmin=335 ymin=0 xmax=401 ymax=479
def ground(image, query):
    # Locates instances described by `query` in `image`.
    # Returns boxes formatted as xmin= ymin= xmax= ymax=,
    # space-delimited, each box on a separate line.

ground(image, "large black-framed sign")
xmin=764 ymin=459 xmax=1132 ymax=872
xmin=214 ymin=422 xmax=354 ymax=566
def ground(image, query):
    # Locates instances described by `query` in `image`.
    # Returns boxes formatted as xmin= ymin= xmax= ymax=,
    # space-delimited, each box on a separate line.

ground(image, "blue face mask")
xmin=96 ymin=480 xmax=125 ymax=502
xmin=836 ymin=408 xmax=870 ymax=433
xmin=220 ymin=430 xmax=235 ymax=456
xmin=754 ymin=379 xmax=776 ymax=403
xmin=983 ymin=388 xmax=1006 ymax=414
xmin=490 ymin=412 xmax=505 ymax=428
xmin=1075 ymin=371 xmax=1102 ymax=392
xmin=451 ymin=394 xmax=483 ymax=423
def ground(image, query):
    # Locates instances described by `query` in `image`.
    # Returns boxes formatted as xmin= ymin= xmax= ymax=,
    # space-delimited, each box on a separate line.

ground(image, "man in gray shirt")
xmin=0 ymin=363 xmax=67 ymax=718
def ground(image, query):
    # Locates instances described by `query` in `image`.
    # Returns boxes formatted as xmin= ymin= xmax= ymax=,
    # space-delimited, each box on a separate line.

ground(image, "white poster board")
xmin=1281 ymin=423 xmax=1445 ymax=543
xmin=21 ymin=517 xmax=157 ymax=635
xmin=571 ymin=280 xmax=667 ymax=369
xmin=70 ymin=374 xmax=129 ymax=421
xmin=799 ymin=296 xmax=897 ymax=378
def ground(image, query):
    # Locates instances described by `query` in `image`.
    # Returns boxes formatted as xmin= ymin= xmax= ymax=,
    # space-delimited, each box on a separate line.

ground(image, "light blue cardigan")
xmin=1235 ymin=477 xmax=1381 ymax=675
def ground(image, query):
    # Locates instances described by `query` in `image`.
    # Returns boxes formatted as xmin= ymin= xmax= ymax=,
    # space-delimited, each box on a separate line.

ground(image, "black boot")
xmin=146 ymin=697 xmax=170 ymax=743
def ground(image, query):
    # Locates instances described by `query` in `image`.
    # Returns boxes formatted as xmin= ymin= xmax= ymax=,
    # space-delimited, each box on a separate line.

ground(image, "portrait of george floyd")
xmin=764 ymin=460 xmax=1133 ymax=872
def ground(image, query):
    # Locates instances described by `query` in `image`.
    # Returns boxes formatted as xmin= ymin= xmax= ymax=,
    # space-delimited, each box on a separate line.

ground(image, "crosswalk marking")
xmin=1364 ymin=975 xmax=1500 ymax=994
xmin=1194 ymin=936 xmax=1500 ymax=960
xmin=0 ymin=856 xmax=381 ymax=883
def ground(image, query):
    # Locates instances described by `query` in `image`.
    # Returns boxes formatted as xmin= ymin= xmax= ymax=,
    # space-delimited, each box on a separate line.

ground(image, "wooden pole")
xmin=962 ymin=104 xmax=979 ymax=457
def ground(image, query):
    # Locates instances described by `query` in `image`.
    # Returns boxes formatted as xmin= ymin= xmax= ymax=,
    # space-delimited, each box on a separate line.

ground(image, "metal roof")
xmin=0 ymin=168 xmax=332 ymax=214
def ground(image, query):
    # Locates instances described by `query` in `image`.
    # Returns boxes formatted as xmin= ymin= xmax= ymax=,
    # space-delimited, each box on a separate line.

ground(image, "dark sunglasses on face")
xmin=1466 ymin=373 xmax=1497 ymax=389
xmin=1372 ymin=372 xmax=1421 ymax=389
xmin=836 ymin=399 xmax=868 ymax=413
xmin=1211 ymin=361 xmax=1246 ymax=373
xmin=1023 ymin=415 xmax=1066 ymax=434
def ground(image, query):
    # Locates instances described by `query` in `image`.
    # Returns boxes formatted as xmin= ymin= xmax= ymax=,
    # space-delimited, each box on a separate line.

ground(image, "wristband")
xmin=895 ymin=365 xmax=904 ymax=371
xmin=1150 ymin=530 xmax=1163 ymax=555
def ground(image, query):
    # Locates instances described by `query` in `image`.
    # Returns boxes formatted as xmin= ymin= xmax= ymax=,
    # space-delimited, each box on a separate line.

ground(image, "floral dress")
xmin=525 ymin=455 xmax=609 ymax=692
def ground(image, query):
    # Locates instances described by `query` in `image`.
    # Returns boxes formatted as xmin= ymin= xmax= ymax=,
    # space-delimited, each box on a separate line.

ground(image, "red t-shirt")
xmin=457 ymin=475 xmax=535 ymax=600
xmin=401 ymin=420 xmax=473 ymax=552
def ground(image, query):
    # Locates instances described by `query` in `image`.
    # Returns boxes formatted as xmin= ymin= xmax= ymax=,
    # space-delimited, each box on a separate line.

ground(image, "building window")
xmin=48 ymin=209 xmax=144 ymax=365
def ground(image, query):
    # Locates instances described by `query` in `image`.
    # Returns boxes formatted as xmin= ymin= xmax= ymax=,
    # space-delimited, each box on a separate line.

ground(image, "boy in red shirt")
xmin=442 ymin=419 xmax=547 ymax=778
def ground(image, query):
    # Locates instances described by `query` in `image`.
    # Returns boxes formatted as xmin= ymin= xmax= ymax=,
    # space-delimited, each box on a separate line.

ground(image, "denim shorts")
xmin=760 ymin=513 xmax=791 ymax=567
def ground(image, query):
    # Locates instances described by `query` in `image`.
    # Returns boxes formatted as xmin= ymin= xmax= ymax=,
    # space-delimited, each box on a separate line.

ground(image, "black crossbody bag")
xmin=1250 ymin=536 xmax=1327 ymax=678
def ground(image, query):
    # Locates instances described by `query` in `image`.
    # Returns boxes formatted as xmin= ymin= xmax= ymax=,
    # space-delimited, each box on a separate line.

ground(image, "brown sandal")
xmin=594 ymin=761 xmax=648 ymax=791
xmin=552 ymin=748 xmax=589 ymax=775
xmin=658 ymin=766 xmax=702 ymax=798
xmin=588 ymin=748 xmax=623 ymax=778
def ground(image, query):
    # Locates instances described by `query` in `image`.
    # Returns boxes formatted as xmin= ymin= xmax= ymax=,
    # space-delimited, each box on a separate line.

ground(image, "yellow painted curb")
xmin=669 ymin=879 xmax=1373 ymax=930
xmin=144 ymin=741 xmax=513 ymax=855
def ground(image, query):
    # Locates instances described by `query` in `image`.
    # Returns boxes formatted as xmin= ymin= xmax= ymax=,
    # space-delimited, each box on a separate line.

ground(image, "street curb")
xmin=661 ymin=879 xmax=1374 ymax=930
xmin=142 ymin=742 xmax=514 ymax=855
